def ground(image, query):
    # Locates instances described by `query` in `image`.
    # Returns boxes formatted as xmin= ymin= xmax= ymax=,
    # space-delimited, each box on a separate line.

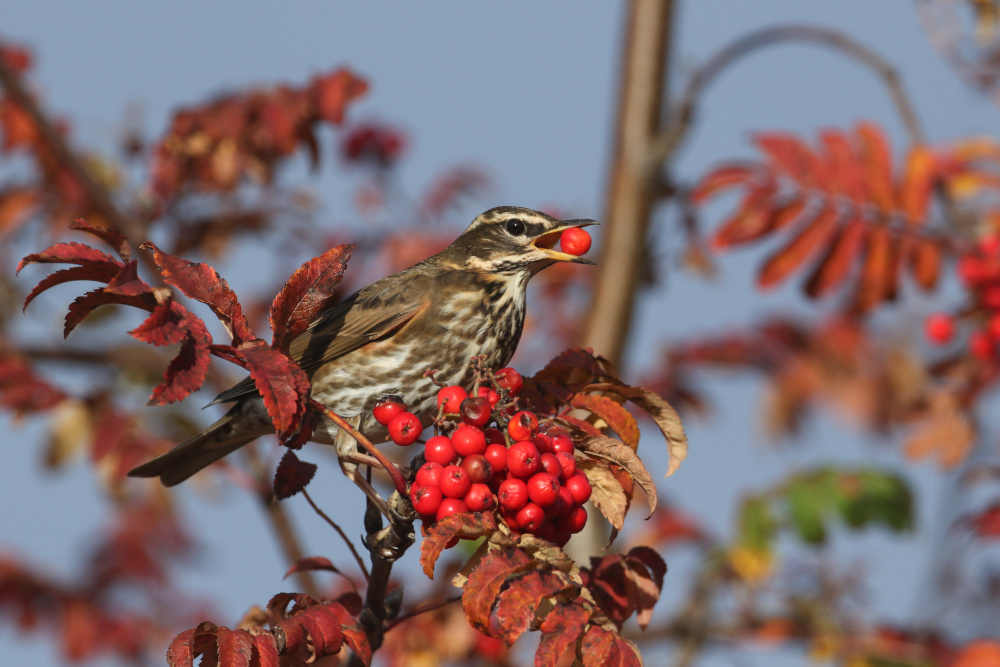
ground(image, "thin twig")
xmin=302 ymin=488 xmax=371 ymax=583
xmin=385 ymin=595 xmax=462 ymax=631
xmin=651 ymin=24 xmax=926 ymax=167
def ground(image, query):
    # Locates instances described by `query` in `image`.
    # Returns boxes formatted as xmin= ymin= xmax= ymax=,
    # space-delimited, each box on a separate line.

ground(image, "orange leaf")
xmin=905 ymin=236 xmax=941 ymax=291
xmin=899 ymin=146 xmax=936 ymax=223
xmin=854 ymin=227 xmax=898 ymax=311
xmin=710 ymin=183 xmax=776 ymax=249
xmin=819 ymin=130 xmax=866 ymax=201
xmin=754 ymin=133 xmax=820 ymax=188
xmin=420 ymin=512 xmax=498 ymax=578
xmin=569 ymin=394 xmax=640 ymax=450
xmin=804 ymin=219 xmax=866 ymax=298
xmin=757 ymin=205 xmax=838 ymax=289
xmin=0 ymin=188 xmax=38 ymax=235
xmin=462 ymin=549 xmax=532 ymax=633
xmin=769 ymin=196 xmax=808 ymax=233
xmin=856 ymin=121 xmax=896 ymax=211
xmin=691 ymin=162 xmax=761 ymax=204
xmin=535 ymin=603 xmax=591 ymax=667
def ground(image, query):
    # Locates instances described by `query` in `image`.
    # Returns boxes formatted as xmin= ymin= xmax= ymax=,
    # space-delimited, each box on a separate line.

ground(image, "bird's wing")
xmin=208 ymin=281 xmax=430 ymax=406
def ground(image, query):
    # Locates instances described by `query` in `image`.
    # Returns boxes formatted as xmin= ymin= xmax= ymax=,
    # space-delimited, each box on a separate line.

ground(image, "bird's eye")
xmin=505 ymin=219 xmax=526 ymax=236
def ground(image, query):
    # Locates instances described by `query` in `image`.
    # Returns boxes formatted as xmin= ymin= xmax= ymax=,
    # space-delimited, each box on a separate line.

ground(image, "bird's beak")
xmin=531 ymin=219 xmax=600 ymax=265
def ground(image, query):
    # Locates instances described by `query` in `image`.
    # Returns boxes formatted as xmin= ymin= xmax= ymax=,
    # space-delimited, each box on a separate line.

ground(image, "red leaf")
xmin=691 ymin=163 xmax=761 ymax=204
xmin=757 ymin=205 xmax=839 ymax=289
xmin=496 ymin=570 xmax=574 ymax=645
xmin=754 ymin=133 xmax=820 ymax=188
xmin=283 ymin=556 xmax=343 ymax=580
xmin=969 ymin=504 xmax=1000 ymax=539
xmin=273 ymin=450 xmax=316 ymax=500
xmin=142 ymin=242 xmax=256 ymax=346
xmin=710 ymin=183 xmax=777 ymax=248
xmin=130 ymin=299 xmax=193 ymax=346
xmin=239 ymin=343 xmax=309 ymax=440
xmin=535 ymin=603 xmax=591 ymax=667
xmin=804 ymin=219 xmax=867 ymax=298
xmin=899 ymin=146 xmax=936 ymax=223
xmin=69 ymin=218 xmax=130 ymax=261
xmin=64 ymin=289 xmax=157 ymax=337
xmin=420 ymin=512 xmax=499 ymax=578
xmin=570 ymin=394 xmax=640 ymax=450
xmin=462 ymin=549 xmax=533 ymax=633
xmin=148 ymin=335 xmax=211 ymax=405
xmin=216 ymin=627 xmax=252 ymax=667
xmin=580 ymin=625 xmax=641 ymax=667
xmin=555 ymin=414 xmax=603 ymax=437
xmin=167 ymin=629 xmax=197 ymax=667
xmin=856 ymin=121 xmax=896 ymax=211
xmin=311 ymin=68 xmax=368 ymax=124
xmin=250 ymin=635 xmax=279 ymax=667
xmin=269 ymin=244 xmax=354 ymax=352
xmin=626 ymin=546 xmax=667 ymax=592
xmin=18 ymin=241 xmax=123 ymax=274
xmin=291 ymin=606 xmax=344 ymax=657
xmin=905 ymin=236 xmax=941 ymax=291
xmin=322 ymin=603 xmax=370 ymax=666
xmin=0 ymin=187 xmax=39 ymax=236
xmin=854 ymin=226 xmax=896 ymax=311
xmin=105 ymin=260 xmax=154 ymax=296
xmin=22 ymin=265 xmax=121 ymax=311
xmin=820 ymin=130 xmax=866 ymax=201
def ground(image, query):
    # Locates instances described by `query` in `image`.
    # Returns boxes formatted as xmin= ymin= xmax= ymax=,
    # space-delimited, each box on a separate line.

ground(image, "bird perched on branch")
xmin=128 ymin=206 xmax=597 ymax=487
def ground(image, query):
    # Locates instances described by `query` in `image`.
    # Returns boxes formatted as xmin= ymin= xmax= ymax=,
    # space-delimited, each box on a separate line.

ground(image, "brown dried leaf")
xmin=578 ymin=436 xmax=657 ymax=516
xmin=578 ymin=459 xmax=628 ymax=532
xmin=570 ymin=394 xmax=640 ymax=450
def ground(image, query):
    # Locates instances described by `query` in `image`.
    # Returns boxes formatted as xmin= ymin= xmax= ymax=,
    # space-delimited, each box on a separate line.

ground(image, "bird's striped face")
xmin=448 ymin=206 xmax=598 ymax=276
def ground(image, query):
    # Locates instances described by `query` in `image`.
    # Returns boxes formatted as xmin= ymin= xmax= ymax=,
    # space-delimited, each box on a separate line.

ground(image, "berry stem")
xmin=310 ymin=399 xmax=408 ymax=495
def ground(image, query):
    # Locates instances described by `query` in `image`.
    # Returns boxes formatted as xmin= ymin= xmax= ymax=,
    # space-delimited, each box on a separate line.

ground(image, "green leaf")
xmin=739 ymin=495 xmax=777 ymax=551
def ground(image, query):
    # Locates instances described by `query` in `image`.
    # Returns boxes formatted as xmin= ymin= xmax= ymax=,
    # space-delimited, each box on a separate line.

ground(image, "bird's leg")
xmin=333 ymin=423 xmax=391 ymax=518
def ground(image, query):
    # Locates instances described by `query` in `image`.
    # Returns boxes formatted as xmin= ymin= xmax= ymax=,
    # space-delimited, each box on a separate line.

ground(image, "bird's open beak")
xmin=531 ymin=219 xmax=600 ymax=265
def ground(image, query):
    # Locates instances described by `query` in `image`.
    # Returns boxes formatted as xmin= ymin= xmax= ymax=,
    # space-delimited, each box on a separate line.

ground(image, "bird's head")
xmin=444 ymin=206 xmax=598 ymax=276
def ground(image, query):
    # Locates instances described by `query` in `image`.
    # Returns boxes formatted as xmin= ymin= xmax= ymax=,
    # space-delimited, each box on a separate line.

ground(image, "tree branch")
xmin=302 ymin=488 xmax=371 ymax=584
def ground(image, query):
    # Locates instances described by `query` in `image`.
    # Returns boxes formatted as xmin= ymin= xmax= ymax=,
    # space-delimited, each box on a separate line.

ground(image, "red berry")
xmin=516 ymin=502 xmax=546 ymax=532
xmin=970 ymin=329 xmax=996 ymax=361
xmin=981 ymin=235 xmax=1000 ymax=255
xmin=494 ymin=367 xmax=523 ymax=396
xmin=498 ymin=478 xmax=529 ymax=511
xmin=984 ymin=285 xmax=1000 ymax=310
xmin=534 ymin=521 xmax=557 ymax=542
xmin=560 ymin=505 xmax=588 ymax=533
xmin=507 ymin=411 xmax=539 ymax=441
xmin=527 ymin=472 xmax=560 ymax=507
xmin=388 ymin=411 xmax=421 ymax=446
xmin=461 ymin=454 xmax=493 ymax=484
xmin=410 ymin=484 xmax=443 ymax=517
xmin=533 ymin=433 xmax=554 ymax=454
xmin=550 ymin=432 xmax=575 ymax=454
xmin=500 ymin=506 xmax=521 ymax=531
xmin=424 ymin=435 xmax=457 ymax=466
xmin=565 ymin=473 xmax=592 ymax=504
xmin=957 ymin=255 xmax=986 ymax=287
xmin=460 ymin=396 xmax=493 ymax=427
xmin=540 ymin=453 xmax=561 ymax=477
xmin=435 ymin=497 xmax=468 ymax=522
xmin=437 ymin=385 xmax=468 ymax=414
xmin=990 ymin=313 xmax=1000 ymax=341
xmin=559 ymin=227 xmax=592 ymax=256
xmin=556 ymin=487 xmax=575 ymax=517
xmin=507 ymin=440 xmax=541 ymax=478
xmin=440 ymin=465 xmax=472 ymax=499
xmin=485 ymin=427 xmax=506 ymax=446
xmin=415 ymin=462 xmax=444 ymax=487
xmin=372 ymin=395 xmax=406 ymax=426
xmin=484 ymin=443 xmax=508 ymax=474
xmin=452 ymin=423 xmax=487 ymax=457
xmin=477 ymin=386 xmax=501 ymax=407
xmin=925 ymin=313 xmax=955 ymax=345
xmin=555 ymin=452 xmax=576 ymax=481
xmin=464 ymin=483 xmax=496 ymax=512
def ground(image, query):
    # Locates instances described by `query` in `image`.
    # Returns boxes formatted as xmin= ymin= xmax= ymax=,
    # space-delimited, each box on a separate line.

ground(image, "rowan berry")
xmin=925 ymin=313 xmax=955 ymax=345
xmin=498 ymin=478 xmax=529 ymax=511
xmin=440 ymin=465 xmax=472 ymax=499
xmin=560 ymin=505 xmax=588 ymax=533
xmin=984 ymin=285 xmax=1000 ymax=310
xmin=550 ymin=432 xmax=575 ymax=454
xmin=565 ymin=473 xmax=592 ymax=504
xmin=464 ymin=483 xmax=496 ymax=512
xmin=533 ymin=433 xmax=554 ymax=454
xmin=539 ymin=453 xmax=561 ymax=477
xmin=516 ymin=502 xmax=546 ymax=532
xmin=372 ymin=395 xmax=406 ymax=426
xmin=460 ymin=396 xmax=493 ymax=427
xmin=437 ymin=385 xmax=468 ymax=414
xmin=410 ymin=484 xmax=443 ymax=517
xmin=527 ymin=472 xmax=561 ymax=507
xmin=555 ymin=452 xmax=576 ymax=481
xmin=477 ymin=386 xmax=501 ymax=407
xmin=460 ymin=454 xmax=493 ymax=484
xmin=435 ymin=498 xmax=468 ymax=522
xmin=452 ymin=423 xmax=487 ymax=457
xmin=485 ymin=427 xmax=506 ymax=446
xmin=507 ymin=440 xmax=541 ymax=478
xmin=957 ymin=255 xmax=985 ymax=287
xmin=970 ymin=329 xmax=996 ymax=361
xmin=556 ymin=487 xmax=575 ymax=517
xmin=484 ymin=443 xmax=508 ymax=474
xmin=424 ymin=435 xmax=457 ymax=466
xmin=415 ymin=462 xmax=444 ymax=488
xmin=388 ymin=411 xmax=421 ymax=446
xmin=559 ymin=227 xmax=592 ymax=256
xmin=507 ymin=411 xmax=538 ymax=441
xmin=494 ymin=367 xmax=523 ymax=396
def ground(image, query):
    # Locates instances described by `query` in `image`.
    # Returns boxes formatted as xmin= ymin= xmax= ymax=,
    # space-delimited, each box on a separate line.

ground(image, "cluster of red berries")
xmin=375 ymin=368 xmax=592 ymax=546
xmin=925 ymin=236 xmax=1000 ymax=360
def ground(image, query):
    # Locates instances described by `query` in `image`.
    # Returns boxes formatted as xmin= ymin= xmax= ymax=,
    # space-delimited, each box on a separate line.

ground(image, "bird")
xmin=127 ymin=206 xmax=597 ymax=488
